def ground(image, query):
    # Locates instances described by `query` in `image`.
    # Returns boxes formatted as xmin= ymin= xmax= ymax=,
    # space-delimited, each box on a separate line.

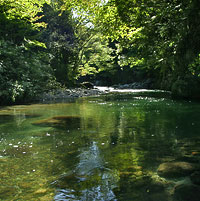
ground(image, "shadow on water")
xmin=53 ymin=142 xmax=118 ymax=201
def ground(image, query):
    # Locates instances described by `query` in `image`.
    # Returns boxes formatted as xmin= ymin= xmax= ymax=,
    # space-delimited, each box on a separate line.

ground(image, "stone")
xmin=38 ymin=87 xmax=103 ymax=102
xmin=173 ymin=184 xmax=200 ymax=201
xmin=190 ymin=171 xmax=200 ymax=185
xmin=32 ymin=115 xmax=81 ymax=129
xmin=34 ymin=188 xmax=47 ymax=195
xmin=157 ymin=161 xmax=196 ymax=178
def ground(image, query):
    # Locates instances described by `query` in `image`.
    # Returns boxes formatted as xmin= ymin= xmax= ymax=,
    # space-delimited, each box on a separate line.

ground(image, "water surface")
xmin=0 ymin=90 xmax=200 ymax=200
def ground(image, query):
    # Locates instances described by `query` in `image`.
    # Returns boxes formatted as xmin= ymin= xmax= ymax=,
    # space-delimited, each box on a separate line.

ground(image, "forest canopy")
xmin=0 ymin=0 xmax=200 ymax=104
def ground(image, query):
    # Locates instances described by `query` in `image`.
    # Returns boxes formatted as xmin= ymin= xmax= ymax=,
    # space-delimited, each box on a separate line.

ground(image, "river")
xmin=0 ymin=89 xmax=200 ymax=201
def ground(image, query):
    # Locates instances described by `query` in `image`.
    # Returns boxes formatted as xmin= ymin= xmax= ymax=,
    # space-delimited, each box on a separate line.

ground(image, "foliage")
xmin=1 ymin=0 xmax=200 ymax=104
xmin=0 ymin=0 xmax=78 ymax=104
xmin=0 ymin=0 xmax=49 ymax=28
xmin=65 ymin=0 xmax=200 ymax=97
xmin=0 ymin=0 xmax=56 ymax=104
xmin=40 ymin=3 xmax=78 ymax=86
xmin=77 ymin=34 xmax=116 ymax=77
xmin=188 ymin=54 xmax=200 ymax=77
xmin=0 ymin=39 xmax=53 ymax=104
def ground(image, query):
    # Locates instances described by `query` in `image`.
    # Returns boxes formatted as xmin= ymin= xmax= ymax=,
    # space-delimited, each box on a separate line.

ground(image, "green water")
xmin=0 ymin=90 xmax=200 ymax=201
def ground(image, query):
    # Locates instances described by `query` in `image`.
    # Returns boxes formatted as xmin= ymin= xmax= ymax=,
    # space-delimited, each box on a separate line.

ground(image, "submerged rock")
xmin=157 ymin=162 xmax=196 ymax=178
xmin=32 ymin=115 xmax=81 ymax=129
xmin=53 ymin=142 xmax=119 ymax=201
xmin=34 ymin=188 xmax=47 ymax=195
xmin=173 ymin=184 xmax=200 ymax=201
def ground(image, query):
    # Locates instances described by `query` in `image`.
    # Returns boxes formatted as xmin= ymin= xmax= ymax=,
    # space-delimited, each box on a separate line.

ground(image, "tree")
xmin=40 ymin=3 xmax=78 ymax=86
xmin=0 ymin=0 xmax=54 ymax=104
xmin=66 ymin=0 xmax=200 ymax=98
xmin=77 ymin=33 xmax=115 ymax=76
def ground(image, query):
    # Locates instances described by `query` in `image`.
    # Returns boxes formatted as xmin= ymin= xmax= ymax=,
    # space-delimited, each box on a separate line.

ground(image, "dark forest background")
xmin=1 ymin=0 xmax=200 ymax=104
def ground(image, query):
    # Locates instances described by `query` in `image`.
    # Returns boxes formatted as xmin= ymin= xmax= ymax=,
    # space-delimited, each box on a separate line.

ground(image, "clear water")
xmin=0 ymin=90 xmax=200 ymax=201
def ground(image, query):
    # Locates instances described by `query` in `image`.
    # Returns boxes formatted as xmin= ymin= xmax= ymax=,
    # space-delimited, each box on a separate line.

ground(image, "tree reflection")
xmin=54 ymin=142 xmax=118 ymax=201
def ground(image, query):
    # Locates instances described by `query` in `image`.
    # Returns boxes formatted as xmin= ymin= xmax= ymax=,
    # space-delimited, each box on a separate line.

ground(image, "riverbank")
xmin=38 ymin=80 xmax=155 ymax=102
xmin=38 ymin=87 xmax=105 ymax=102
xmin=38 ymin=85 xmax=171 ymax=103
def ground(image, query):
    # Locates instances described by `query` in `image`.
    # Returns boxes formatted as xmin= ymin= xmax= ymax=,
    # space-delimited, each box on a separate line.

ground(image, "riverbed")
xmin=0 ymin=89 xmax=200 ymax=201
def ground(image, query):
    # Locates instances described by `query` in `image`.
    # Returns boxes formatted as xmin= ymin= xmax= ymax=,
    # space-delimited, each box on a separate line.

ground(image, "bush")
xmin=171 ymin=75 xmax=200 ymax=99
xmin=0 ymin=39 xmax=54 ymax=104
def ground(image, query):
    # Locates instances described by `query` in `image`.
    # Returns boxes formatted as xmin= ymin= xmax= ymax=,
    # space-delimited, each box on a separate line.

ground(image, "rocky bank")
xmin=38 ymin=87 xmax=105 ymax=102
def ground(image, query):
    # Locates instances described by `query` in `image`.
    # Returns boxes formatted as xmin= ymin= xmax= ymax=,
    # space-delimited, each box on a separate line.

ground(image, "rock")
xmin=80 ymin=82 xmax=94 ymax=89
xmin=32 ymin=115 xmax=81 ymax=129
xmin=173 ymin=184 xmax=200 ymax=201
xmin=190 ymin=171 xmax=200 ymax=185
xmin=34 ymin=188 xmax=47 ymax=195
xmin=157 ymin=162 xmax=196 ymax=178
xmin=38 ymin=87 xmax=103 ymax=102
xmin=112 ymin=80 xmax=152 ymax=90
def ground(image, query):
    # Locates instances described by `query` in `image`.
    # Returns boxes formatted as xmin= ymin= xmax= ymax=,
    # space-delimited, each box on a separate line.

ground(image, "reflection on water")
xmin=0 ymin=90 xmax=200 ymax=201
xmin=54 ymin=142 xmax=117 ymax=201
xmin=76 ymin=142 xmax=104 ymax=175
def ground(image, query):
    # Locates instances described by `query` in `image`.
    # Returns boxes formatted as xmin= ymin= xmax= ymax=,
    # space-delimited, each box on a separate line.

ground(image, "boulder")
xmin=173 ymin=184 xmax=200 ymax=201
xmin=157 ymin=162 xmax=196 ymax=178
xmin=32 ymin=115 xmax=81 ymax=129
